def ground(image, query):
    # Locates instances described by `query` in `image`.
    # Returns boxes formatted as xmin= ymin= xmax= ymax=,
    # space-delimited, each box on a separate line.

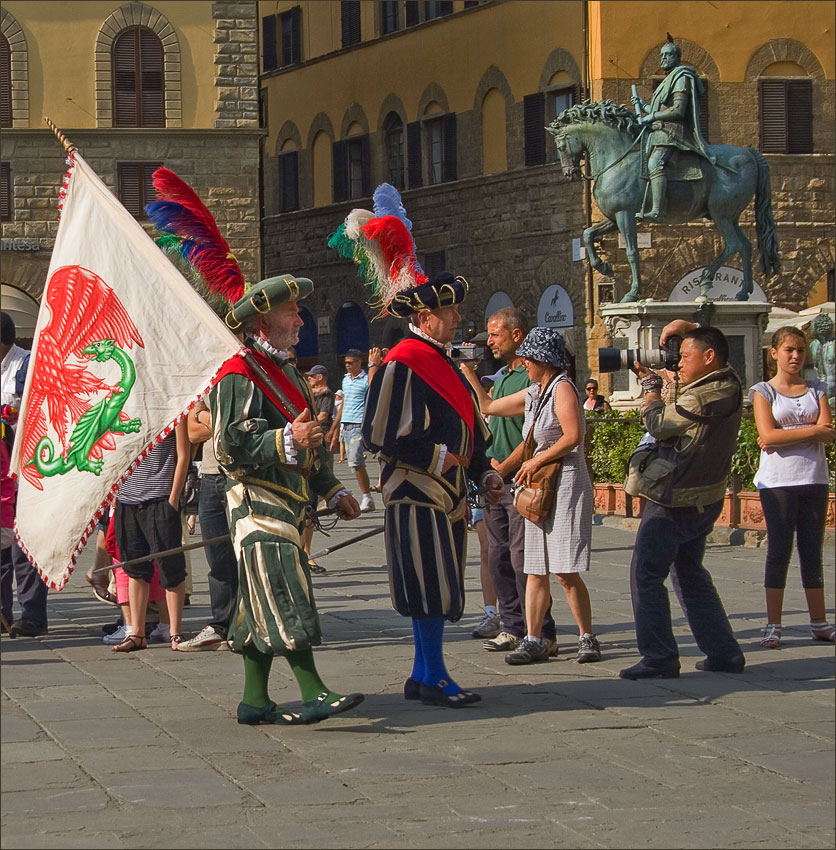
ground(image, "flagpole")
xmin=43 ymin=116 xmax=77 ymax=155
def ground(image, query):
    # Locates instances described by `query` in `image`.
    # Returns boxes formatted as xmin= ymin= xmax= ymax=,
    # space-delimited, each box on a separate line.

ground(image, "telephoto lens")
xmin=597 ymin=335 xmax=682 ymax=373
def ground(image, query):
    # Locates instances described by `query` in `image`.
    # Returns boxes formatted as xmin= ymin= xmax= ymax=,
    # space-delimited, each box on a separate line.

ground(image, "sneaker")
xmin=102 ymin=617 xmax=124 ymax=636
xmin=176 ymin=625 xmax=229 ymax=652
xmin=543 ymin=637 xmax=559 ymax=658
xmin=471 ymin=611 xmax=501 ymax=639
xmin=505 ymin=637 xmax=550 ymax=665
xmin=483 ymin=632 xmax=521 ymax=652
xmin=577 ymin=633 xmax=602 ymax=663
xmin=359 ymin=493 xmax=376 ymax=513
xmin=9 ymin=620 xmax=48 ymax=638
xmin=148 ymin=623 xmax=171 ymax=644
xmin=103 ymin=624 xmax=132 ymax=645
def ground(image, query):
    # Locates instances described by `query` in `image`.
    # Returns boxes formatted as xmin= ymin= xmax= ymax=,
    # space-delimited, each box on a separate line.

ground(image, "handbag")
xmin=513 ymin=377 xmax=562 ymax=525
xmin=623 ymin=440 xmax=676 ymax=502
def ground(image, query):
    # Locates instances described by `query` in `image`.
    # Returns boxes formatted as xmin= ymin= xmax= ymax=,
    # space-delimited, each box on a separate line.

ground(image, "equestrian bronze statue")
xmin=548 ymin=39 xmax=780 ymax=303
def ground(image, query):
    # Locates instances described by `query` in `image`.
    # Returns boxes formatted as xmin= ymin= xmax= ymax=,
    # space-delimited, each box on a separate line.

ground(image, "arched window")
xmin=112 ymin=26 xmax=164 ymax=127
xmin=336 ymin=301 xmax=369 ymax=354
xmin=759 ymin=61 xmax=812 ymax=154
xmin=0 ymin=34 xmax=11 ymax=128
xmin=384 ymin=112 xmax=405 ymax=189
xmin=279 ymin=139 xmax=299 ymax=212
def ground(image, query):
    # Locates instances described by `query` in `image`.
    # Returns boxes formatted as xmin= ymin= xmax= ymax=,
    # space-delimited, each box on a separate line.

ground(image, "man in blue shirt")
xmin=329 ymin=348 xmax=381 ymax=512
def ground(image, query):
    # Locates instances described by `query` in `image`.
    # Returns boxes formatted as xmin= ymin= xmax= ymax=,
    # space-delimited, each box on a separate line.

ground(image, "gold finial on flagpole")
xmin=43 ymin=116 xmax=77 ymax=155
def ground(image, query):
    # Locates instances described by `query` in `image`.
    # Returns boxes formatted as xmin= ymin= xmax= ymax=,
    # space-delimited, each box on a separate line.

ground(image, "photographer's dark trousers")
xmin=630 ymin=499 xmax=741 ymax=666
xmin=483 ymin=482 xmax=556 ymax=640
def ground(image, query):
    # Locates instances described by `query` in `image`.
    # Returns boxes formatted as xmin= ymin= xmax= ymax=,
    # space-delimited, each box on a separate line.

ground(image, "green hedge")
xmin=585 ymin=408 xmax=835 ymax=492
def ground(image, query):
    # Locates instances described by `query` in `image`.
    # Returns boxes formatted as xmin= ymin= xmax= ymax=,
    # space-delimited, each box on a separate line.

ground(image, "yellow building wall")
xmin=592 ymin=0 xmax=835 ymax=80
xmin=261 ymin=0 xmax=584 ymax=153
xmin=3 ymin=1 xmax=219 ymax=129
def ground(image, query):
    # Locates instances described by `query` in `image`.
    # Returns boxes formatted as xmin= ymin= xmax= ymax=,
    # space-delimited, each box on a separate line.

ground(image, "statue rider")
xmin=631 ymin=35 xmax=714 ymax=222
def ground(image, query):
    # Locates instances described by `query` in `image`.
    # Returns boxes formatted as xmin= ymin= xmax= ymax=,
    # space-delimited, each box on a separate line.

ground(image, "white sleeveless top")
xmin=749 ymin=380 xmax=829 ymax=489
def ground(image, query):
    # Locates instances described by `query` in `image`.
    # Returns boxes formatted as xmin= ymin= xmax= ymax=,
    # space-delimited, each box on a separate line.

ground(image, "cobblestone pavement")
xmin=2 ymin=462 xmax=834 ymax=849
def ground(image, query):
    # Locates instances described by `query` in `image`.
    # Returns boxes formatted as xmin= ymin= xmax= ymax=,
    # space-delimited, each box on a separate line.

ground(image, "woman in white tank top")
xmin=750 ymin=326 xmax=834 ymax=649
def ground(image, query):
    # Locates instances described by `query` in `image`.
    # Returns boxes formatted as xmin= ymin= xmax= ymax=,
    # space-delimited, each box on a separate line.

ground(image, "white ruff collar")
xmin=409 ymin=323 xmax=452 ymax=354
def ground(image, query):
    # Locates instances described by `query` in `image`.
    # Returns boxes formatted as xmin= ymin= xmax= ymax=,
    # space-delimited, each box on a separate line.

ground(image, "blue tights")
xmin=411 ymin=617 xmax=461 ymax=695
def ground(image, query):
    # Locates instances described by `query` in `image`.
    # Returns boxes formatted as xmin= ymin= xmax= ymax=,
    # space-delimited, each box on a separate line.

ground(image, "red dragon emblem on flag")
xmin=20 ymin=265 xmax=144 ymax=490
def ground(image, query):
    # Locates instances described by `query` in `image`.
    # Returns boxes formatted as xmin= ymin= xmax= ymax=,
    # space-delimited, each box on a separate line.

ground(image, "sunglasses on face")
xmin=585 ymin=386 xmax=596 ymax=391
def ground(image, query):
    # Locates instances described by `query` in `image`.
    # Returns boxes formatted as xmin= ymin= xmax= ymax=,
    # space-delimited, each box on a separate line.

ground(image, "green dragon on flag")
xmin=20 ymin=265 xmax=144 ymax=490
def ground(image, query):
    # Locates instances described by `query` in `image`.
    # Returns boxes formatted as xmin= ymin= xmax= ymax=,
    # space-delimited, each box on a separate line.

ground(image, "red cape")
xmin=217 ymin=348 xmax=307 ymax=422
xmin=383 ymin=337 xmax=475 ymax=444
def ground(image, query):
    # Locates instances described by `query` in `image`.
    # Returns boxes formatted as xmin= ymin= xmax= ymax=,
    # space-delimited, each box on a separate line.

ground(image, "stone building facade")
xmin=259 ymin=0 xmax=834 ymax=378
xmin=0 ymin=1 xmax=263 ymax=341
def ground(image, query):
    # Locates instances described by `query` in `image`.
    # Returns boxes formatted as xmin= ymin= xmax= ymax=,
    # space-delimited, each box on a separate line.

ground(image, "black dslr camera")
xmin=598 ymin=335 xmax=682 ymax=374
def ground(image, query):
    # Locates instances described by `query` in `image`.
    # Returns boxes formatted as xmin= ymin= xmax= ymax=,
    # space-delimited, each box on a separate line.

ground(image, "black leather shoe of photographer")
xmin=619 ymin=659 xmax=680 ymax=680
xmin=695 ymin=654 xmax=745 ymax=673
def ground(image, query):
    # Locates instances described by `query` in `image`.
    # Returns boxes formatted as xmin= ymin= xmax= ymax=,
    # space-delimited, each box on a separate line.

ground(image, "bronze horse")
xmin=548 ymin=101 xmax=780 ymax=302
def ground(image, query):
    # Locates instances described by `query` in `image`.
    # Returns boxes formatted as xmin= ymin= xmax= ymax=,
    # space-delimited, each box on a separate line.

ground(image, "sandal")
xmin=811 ymin=621 xmax=836 ymax=642
xmin=308 ymin=560 xmax=327 ymax=576
xmin=170 ymin=634 xmax=184 ymax=651
xmin=86 ymin=574 xmax=118 ymax=605
xmin=760 ymin=623 xmax=782 ymax=649
xmin=112 ymin=634 xmax=147 ymax=653
xmin=419 ymin=679 xmax=481 ymax=708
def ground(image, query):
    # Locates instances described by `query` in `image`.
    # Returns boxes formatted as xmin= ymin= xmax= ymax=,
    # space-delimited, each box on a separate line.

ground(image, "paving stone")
xmin=1 ymin=787 xmax=110 ymax=814
xmin=103 ymin=767 xmax=248 ymax=807
xmin=1 ymin=758 xmax=89 ymax=792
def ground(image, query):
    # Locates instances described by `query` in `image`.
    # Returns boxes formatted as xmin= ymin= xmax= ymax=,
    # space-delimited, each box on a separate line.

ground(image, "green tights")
xmin=241 ymin=644 xmax=338 ymax=707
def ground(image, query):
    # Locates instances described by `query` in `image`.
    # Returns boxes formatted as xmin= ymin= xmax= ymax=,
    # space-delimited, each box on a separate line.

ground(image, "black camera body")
xmin=598 ymin=335 xmax=682 ymax=374
xmin=450 ymin=343 xmax=485 ymax=362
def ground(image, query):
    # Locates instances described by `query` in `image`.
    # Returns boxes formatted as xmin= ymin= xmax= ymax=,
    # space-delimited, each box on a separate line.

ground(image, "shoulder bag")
xmin=513 ymin=377 xmax=562 ymax=524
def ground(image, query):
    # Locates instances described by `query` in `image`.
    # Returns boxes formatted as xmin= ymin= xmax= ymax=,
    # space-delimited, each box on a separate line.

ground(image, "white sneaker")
xmin=176 ymin=625 xmax=229 ymax=651
xmin=147 ymin=623 xmax=171 ymax=644
xmin=103 ymin=624 xmax=132 ymax=645
xmin=360 ymin=493 xmax=375 ymax=513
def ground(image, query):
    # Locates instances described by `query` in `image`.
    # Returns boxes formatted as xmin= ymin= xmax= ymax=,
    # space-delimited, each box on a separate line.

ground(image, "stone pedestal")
xmin=598 ymin=300 xmax=772 ymax=411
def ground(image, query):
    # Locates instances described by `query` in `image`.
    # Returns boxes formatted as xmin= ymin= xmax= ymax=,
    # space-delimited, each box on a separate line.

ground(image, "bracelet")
xmin=641 ymin=373 xmax=664 ymax=394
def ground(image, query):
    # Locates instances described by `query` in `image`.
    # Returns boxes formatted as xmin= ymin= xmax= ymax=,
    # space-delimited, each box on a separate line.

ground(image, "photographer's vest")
xmin=643 ymin=366 xmax=742 ymax=509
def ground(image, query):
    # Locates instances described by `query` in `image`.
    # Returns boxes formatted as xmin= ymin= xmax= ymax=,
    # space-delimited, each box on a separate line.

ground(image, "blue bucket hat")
xmin=516 ymin=327 xmax=570 ymax=371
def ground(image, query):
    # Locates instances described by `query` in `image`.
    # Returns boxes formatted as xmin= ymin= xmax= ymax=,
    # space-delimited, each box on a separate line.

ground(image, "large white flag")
xmin=10 ymin=152 xmax=242 ymax=589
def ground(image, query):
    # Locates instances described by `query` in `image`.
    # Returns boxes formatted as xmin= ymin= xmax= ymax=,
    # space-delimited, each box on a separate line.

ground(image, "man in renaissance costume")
xmin=211 ymin=274 xmax=364 ymax=725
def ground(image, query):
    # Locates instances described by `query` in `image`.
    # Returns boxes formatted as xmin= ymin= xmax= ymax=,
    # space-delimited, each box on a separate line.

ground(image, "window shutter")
xmin=360 ymin=134 xmax=371 ymax=197
xmin=759 ymin=79 xmax=788 ymax=153
xmin=289 ymin=7 xmax=302 ymax=64
xmin=407 ymin=121 xmax=422 ymax=188
xmin=332 ymin=140 xmax=348 ymax=202
xmin=524 ymin=92 xmax=546 ymax=166
xmin=698 ymin=80 xmax=709 ymax=142
xmin=0 ymin=162 xmax=11 ymax=221
xmin=405 ymin=1 xmax=420 ymax=27
xmin=787 ymin=79 xmax=813 ymax=153
xmin=341 ymin=1 xmax=361 ymax=47
xmin=0 ymin=35 xmax=11 ymax=128
xmin=113 ymin=30 xmax=139 ymax=127
xmin=280 ymin=151 xmax=299 ymax=212
xmin=263 ymin=14 xmax=278 ymax=71
xmin=118 ymin=163 xmax=142 ymax=216
xmin=139 ymin=29 xmax=164 ymax=127
xmin=117 ymin=162 xmax=161 ymax=218
xmin=442 ymin=113 xmax=457 ymax=182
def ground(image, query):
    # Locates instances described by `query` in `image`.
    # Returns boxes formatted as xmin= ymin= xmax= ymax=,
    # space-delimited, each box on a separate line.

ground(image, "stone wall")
xmin=262 ymin=166 xmax=591 ymax=376
xmin=0 ymin=130 xmax=262 ymax=300
xmin=213 ymin=1 xmax=259 ymax=130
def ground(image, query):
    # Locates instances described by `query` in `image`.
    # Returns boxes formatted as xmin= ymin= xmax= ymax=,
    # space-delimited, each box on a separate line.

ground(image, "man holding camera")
xmin=621 ymin=320 xmax=745 ymax=679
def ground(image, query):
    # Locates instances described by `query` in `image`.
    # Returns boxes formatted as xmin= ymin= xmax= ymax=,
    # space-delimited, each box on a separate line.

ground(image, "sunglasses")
xmin=585 ymin=386 xmax=596 ymax=391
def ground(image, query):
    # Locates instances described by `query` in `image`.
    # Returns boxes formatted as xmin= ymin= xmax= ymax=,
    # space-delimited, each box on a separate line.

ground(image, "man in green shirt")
xmin=460 ymin=308 xmax=558 ymax=658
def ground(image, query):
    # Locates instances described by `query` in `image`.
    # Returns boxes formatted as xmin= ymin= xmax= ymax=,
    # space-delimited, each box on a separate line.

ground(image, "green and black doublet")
xmin=210 ymin=342 xmax=344 ymax=656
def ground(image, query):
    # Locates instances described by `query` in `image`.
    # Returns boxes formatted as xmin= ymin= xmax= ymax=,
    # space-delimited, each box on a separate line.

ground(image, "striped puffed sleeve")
xmin=362 ymin=360 xmax=440 ymax=473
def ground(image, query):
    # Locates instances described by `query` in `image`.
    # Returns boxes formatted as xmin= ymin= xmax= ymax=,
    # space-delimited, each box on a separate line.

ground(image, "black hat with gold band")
xmin=225 ymin=273 xmax=313 ymax=330
xmin=388 ymin=271 xmax=468 ymax=318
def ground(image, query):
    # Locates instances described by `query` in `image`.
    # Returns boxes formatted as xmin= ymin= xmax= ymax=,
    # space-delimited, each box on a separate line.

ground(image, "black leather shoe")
xmin=696 ymin=654 xmax=745 ymax=673
xmin=404 ymin=677 xmax=421 ymax=700
xmin=419 ymin=680 xmax=481 ymax=708
xmin=619 ymin=660 xmax=679 ymax=680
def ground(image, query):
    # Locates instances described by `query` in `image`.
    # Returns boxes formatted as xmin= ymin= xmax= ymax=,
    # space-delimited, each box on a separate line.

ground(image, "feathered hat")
xmin=328 ymin=183 xmax=467 ymax=319
xmin=145 ymin=168 xmax=310 ymax=327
